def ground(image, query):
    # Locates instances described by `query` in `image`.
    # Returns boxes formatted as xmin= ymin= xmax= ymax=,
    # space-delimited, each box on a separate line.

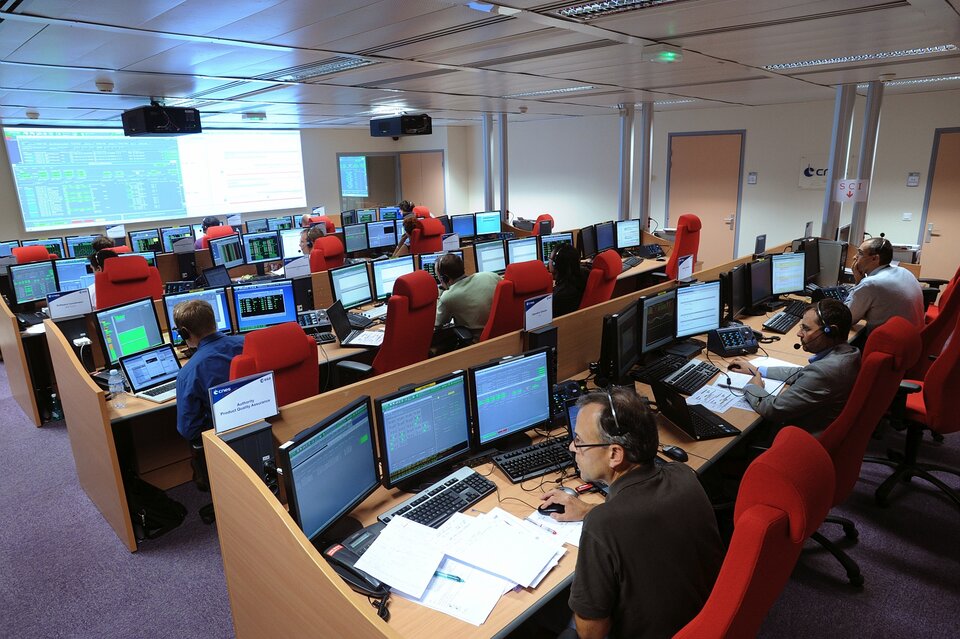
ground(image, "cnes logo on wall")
xmin=799 ymin=155 xmax=829 ymax=189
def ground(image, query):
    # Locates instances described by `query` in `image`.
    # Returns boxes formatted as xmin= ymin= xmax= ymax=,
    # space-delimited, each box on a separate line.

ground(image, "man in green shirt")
xmin=435 ymin=253 xmax=501 ymax=335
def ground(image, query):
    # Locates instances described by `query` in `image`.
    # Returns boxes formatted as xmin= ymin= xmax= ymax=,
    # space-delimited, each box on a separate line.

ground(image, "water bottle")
xmin=50 ymin=392 xmax=63 ymax=421
xmin=108 ymin=369 xmax=126 ymax=409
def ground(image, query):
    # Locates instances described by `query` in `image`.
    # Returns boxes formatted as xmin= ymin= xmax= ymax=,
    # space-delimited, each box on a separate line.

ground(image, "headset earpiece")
xmin=815 ymin=301 xmax=838 ymax=335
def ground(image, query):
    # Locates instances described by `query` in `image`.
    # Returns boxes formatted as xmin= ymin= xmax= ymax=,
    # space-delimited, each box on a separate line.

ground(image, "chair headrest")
xmin=393 ymin=270 xmax=439 ymax=309
xmin=677 ymin=213 xmax=702 ymax=233
xmin=206 ymin=226 xmax=236 ymax=240
xmin=247 ymin=323 xmax=310 ymax=371
xmin=535 ymin=213 xmax=554 ymax=224
xmin=735 ymin=427 xmax=834 ymax=543
xmin=315 ymin=235 xmax=343 ymax=256
xmin=412 ymin=205 xmax=431 ymax=218
xmin=593 ymin=250 xmax=621 ymax=279
xmin=863 ymin=316 xmax=921 ymax=371
xmin=13 ymin=245 xmax=52 ymax=263
xmin=105 ymin=256 xmax=150 ymax=282
xmin=416 ymin=217 xmax=444 ymax=238
xmin=505 ymin=261 xmax=552 ymax=295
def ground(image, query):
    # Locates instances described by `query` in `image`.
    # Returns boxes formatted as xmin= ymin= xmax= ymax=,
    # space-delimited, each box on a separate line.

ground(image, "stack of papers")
xmin=687 ymin=356 xmax=792 ymax=414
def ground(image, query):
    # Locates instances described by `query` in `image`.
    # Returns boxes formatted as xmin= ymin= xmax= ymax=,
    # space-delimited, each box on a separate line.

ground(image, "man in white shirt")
xmin=845 ymin=237 xmax=923 ymax=331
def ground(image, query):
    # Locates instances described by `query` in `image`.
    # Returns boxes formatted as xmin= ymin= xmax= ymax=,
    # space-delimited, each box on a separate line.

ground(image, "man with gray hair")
xmin=846 ymin=236 xmax=923 ymax=330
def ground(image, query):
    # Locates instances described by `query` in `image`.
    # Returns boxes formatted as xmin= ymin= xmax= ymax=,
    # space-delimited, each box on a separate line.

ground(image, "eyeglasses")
xmin=571 ymin=434 xmax=613 ymax=450
xmin=572 ymin=389 xmax=623 ymax=450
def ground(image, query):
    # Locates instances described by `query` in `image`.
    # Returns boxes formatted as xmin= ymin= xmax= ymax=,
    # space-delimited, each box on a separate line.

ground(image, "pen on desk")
xmin=528 ymin=520 xmax=558 ymax=535
xmin=434 ymin=571 xmax=464 ymax=583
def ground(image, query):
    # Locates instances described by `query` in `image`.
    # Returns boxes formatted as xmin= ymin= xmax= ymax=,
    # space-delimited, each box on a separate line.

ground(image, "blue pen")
xmin=434 ymin=570 xmax=465 ymax=583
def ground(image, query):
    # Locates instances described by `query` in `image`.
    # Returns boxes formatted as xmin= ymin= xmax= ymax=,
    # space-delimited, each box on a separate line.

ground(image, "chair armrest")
xmin=921 ymin=287 xmax=940 ymax=310
xmin=899 ymin=380 xmax=922 ymax=394
xmin=452 ymin=326 xmax=474 ymax=344
xmin=918 ymin=277 xmax=949 ymax=288
xmin=649 ymin=271 xmax=669 ymax=279
xmin=336 ymin=360 xmax=373 ymax=385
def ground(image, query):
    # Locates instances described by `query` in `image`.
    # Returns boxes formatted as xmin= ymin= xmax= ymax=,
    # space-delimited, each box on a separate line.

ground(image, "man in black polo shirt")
xmin=541 ymin=388 xmax=724 ymax=639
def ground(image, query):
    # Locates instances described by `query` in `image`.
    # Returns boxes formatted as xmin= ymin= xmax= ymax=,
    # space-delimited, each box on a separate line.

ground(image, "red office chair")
xmin=479 ymin=261 xmax=553 ymax=342
xmin=920 ymin=262 xmax=960 ymax=325
xmin=13 ymin=245 xmax=56 ymax=263
xmin=813 ymin=316 xmax=920 ymax=585
xmin=412 ymin=205 xmax=431 ymax=218
xmin=199 ymin=225 xmax=237 ymax=249
xmin=229 ymin=322 xmax=318 ymax=406
xmin=94 ymin=255 xmax=163 ymax=308
xmin=530 ymin=214 xmax=554 ymax=236
xmin=674 ymin=427 xmax=834 ymax=639
xmin=309 ymin=236 xmax=345 ymax=272
xmin=664 ymin=213 xmax=702 ymax=279
xmin=578 ymin=249 xmax=621 ymax=310
xmin=409 ymin=217 xmax=445 ymax=255
xmin=110 ymin=245 xmax=132 ymax=254
xmin=902 ymin=270 xmax=960 ymax=381
xmin=306 ymin=216 xmax=336 ymax=234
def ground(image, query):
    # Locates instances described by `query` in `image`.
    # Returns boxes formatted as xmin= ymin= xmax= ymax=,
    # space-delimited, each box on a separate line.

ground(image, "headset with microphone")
xmin=795 ymin=300 xmax=838 ymax=349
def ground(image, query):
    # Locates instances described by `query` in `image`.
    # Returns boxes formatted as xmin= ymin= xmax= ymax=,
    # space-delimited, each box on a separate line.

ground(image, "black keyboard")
xmin=662 ymin=360 xmax=720 ymax=395
xmin=348 ymin=312 xmax=373 ymax=330
xmin=493 ymin=437 xmax=575 ymax=483
xmin=621 ymin=256 xmax=643 ymax=271
xmin=782 ymin=299 xmax=808 ymax=317
xmin=763 ymin=311 xmax=801 ymax=334
xmin=16 ymin=311 xmax=47 ymax=327
xmin=690 ymin=406 xmax=740 ymax=438
xmin=313 ymin=332 xmax=336 ymax=345
xmin=377 ymin=467 xmax=496 ymax=529
xmin=631 ymin=354 xmax=689 ymax=384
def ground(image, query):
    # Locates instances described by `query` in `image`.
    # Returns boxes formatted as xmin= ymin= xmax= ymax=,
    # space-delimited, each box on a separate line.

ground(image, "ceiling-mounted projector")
xmin=370 ymin=114 xmax=432 ymax=137
xmin=121 ymin=103 xmax=202 ymax=136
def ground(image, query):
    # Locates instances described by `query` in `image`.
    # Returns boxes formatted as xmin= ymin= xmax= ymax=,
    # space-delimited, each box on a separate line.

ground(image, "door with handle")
xmin=918 ymin=129 xmax=960 ymax=280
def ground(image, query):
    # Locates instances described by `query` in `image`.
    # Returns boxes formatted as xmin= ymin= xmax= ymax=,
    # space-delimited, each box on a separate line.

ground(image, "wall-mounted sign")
xmin=835 ymin=179 xmax=869 ymax=203
xmin=799 ymin=156 xmax=829 ymax=189
xmin=906 ymin=172 xmax=921 ymax=187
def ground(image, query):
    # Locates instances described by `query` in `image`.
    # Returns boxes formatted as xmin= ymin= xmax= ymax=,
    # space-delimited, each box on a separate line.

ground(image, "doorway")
xmin=918 ymin=128 xmax=960 ymax=281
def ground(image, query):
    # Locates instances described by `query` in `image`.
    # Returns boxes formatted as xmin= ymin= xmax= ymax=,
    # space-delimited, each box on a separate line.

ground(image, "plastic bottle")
xmin=108 ymin=369 xmax=126 ymax=409
xmin=50 ymin=392 xmax=63 ymax=421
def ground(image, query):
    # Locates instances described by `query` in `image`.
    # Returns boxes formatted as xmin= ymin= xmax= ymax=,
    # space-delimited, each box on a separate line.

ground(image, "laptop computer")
xmin=326 ymin=300 xmax=384 ymax=348
xmin=118 ymin=344 xmax=182 ymax=403
xmin=202 ymin=264 xmax=232 ymax=288
xmin=651 ymin=381 xmax=740 ymax=441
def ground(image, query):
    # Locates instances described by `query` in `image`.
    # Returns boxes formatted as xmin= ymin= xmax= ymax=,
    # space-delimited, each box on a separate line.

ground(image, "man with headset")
xmin=846 ymin=236 xmax=924 ymax=331
xmin=299 ymin=225 xmax=326 ymax=258
xmin=434 ymin=253 xmax=500 ymax=336
xmin=728 ymin=298 xmax=860 ymax=434
xmin=193 ymin=216 xmax=223 ymax=249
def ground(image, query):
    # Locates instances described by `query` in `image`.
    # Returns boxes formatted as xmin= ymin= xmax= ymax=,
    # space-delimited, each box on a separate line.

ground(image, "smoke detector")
xmin=95 ymin=79 xmax=114 ymax=93
xmin=26 ymin=110 xmax=39 ymax=120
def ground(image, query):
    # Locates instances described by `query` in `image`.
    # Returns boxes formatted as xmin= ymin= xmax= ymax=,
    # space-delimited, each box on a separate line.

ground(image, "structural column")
xmin=497 ymin=112 xmax=509 ymax=220
xmin=481 ymin=113 xmax=495 ymax=213
xmin=820 ymin=84 xmax=857 ymax=240
xmin=617 ymin=103 xmax=635 ymax=221
xmin=849 ymin=80 xmax=884 ymax=246
xmin=636 ymin=102 xmax=653 ymax=226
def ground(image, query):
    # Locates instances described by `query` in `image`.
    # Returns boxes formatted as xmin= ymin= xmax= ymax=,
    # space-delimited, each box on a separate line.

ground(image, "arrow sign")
xmin=835 ymin=179 xmax=869 ymax=203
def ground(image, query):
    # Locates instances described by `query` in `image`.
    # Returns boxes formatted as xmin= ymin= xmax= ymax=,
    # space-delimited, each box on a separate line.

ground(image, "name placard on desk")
xmin=524 ymin=293 xmax=553 ymax=331
xmin=210 ymin=372 xmax=279 ymax=434
xmin=46 ymin=289 xmax=92 ymax=320
xmin=284 ymin=255 xmax=311 ymax=279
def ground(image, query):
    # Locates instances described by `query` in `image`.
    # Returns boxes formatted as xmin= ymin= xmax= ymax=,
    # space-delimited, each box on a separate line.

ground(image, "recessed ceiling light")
xmin=556 ymin=0 xmax=687 ymax=21
xmin=858 ymin=74 xmax=960 ymax=88
xmin=263 ymin=56 xmax=380 ymax=83
xmin=648 ymin=99 xmax=696 ymax=106
xmin=763 ymin=44 xmax=957 ymax=70
xmin=503 ymin=85 xmax=595 ymax=98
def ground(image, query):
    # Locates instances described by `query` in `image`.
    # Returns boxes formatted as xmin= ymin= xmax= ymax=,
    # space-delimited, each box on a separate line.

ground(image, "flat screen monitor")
xmin=22 ymin=238 xmax=64 ymax=259
xmin=615 ymin=219 xmax=641 ymax=250
xmin=640 ymin=289 xmax=676 ymax=354
xmin=754 ymin=234 xmax=767 ymax=255
xmin=280 ymin=228 xmax=305 ymax=261
xmin=118 ymin=251 xmax=156 ymax=267
xmin=209 ymin=234 xmax=245 ymax=269
xmin=374 ymin=372 xmax=472 ymax=488
xmin=94 ymin=297 xmax=164 ymax=365
xmin=378 ymin=206 xmax=401 ymax=221
xmin=128 ymin=229 xmax=161 ymax=253
xmin=418 ymin=250 xmax=464 ymax=281
xmin=278 ymin=396 xmax=380 ymax=542
xmin=245 ymin=218 xmax=269 ymax=233
xmin=0 ymin=240 xmax=20 ymax=258
xmin=506 ymin=237 xmax=538 ymax=265
xmin=232 ymin=279 xmax=297 ymax=333
xmin=675 ymin=281 xmax=721 ymax=339
xmin=267 ymin=216 xmax=294 ymax=231
xmin=8 ymin=260 xmax=58 ymax=304
xmin=595 ymin=222 xmax=615 ymax=253
xmin=356 ymin=209 xmax=377 ymax=224
xmin=748 ymin=259 xmax=772 ymax=307
xmin=163 ymin=287 xmax=233 ymax=345
xmin=579 ymin=225 xmax=598 ymax=258
xmin=241 ymin=231 xmax=282 ymax=265
xmin=54 ymin=258 xmax=94 ymax=292
xmin=539 ymin=232 xmax=574 ymax=265
xmin=340 ymin=210 xmax=357 ymax=226
xmin=367 ymin=220 xmax=398 ymax=249
xmin=771 ymin=252 xmax=805 ymax=295
xmin=598 ymin=301 xmax=640 ymax=385
xmin=371 ymin=255 xmax=414 ymax=300
xmin=202 ymin=264 xmax=232 ymax=288
xmin=727 ymin=264 xmax=749 ymax=321
xmin=434 ymin=214 xmax=451 ymax=234
xmin=837 ymin=224 xmax=851 ymax=243
xmin=394 ymin=219 xmax=406 ymax=239
xmin=474 ymin=211 xmax=501 ymax=236
xmin=816 ymin=240 xmax=847 ymax=288
xmin=160 ymin=226 xmax=194 ymax=252
xmin=469 ymin=348 xmax=553 ymax=448
xmin=451 ymin=214 xmax=476 ymax=239
xmin=798 ymin=237 xmax=820 ymax=282
xmin=343 ymin=223 xmax=369 ymax=253
xmin=192 ymin=223 xmax=206 ymax=238
xmin=329 ymin=263 xmax=373 ymax=310
xmin=474 ymin=240 xmax=506 ymax=274
xmin=65 ymin=234 xmax=98 ymax=258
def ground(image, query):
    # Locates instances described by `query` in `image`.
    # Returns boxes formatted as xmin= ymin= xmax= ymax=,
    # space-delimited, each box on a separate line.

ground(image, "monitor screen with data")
xmin=65 ymin=234 xmax=99 ymax=258
xmin=615 ymin=219 xmax=641 ymax=250
xmin=641 ymin=289 xmax=676 ymax=354
xmin=771 ymin=252 xmax=805 ymax=295
xmin=128 ymin=229 xmax=162 ymax=253
xmin=595 ymin=222 xmax=615 ymax=253
xmin=474 ymin=240 xmax=506 ymax=274
xmin=267 ymin=216 xmax=294 ymax=231
xmin=94 ymin=297 xmax=165 ymax=364
xmin=54 ymin=258 xmax=94 ymax=292
xmin=232 ymin=280 xmax=297 ymax=333
xmin=245 ymin=218 xmax=269 ymax=233
xmin=8 ymin=260 xmax=58 ymax=305
xmin=356 ymin=209 xmax=377 ymax=224
xmin=329 ymin=263 xmax=372 ymax=309
xmin=209 ymin=234 xmax=244 ymax=269
xmin=343 ymin=223 xmax=368 ymax=253
xmin=378 ymin=206 xmax=401 ymax=221
xmin=371 ymin=255 xmax=414 ymax=300
xmin=160 ymin=226 xmax=194 ymax=252
xmin=163 ymin=287 xmax=233 ymax=345
xmin=367 ymin=220 xmax=398 ymax=249
xmin=280 ymin=228 xmax=305 ymax=261
xmin=241 ymin=231 xmax=282 ymax=265
xmin=418 ymin=251 xmax=463 ymax=281
xmin=675 ymin=281 xmax=721 ymax=339
xmin=469 ymin=348 xmax=553 ymax=448
xmin=506 ymin=237 xmax=538 ymax=265
xmin=475 ymin=211 xmax=501 ymax=236
xmin=539 ymin=232 xmax=573 ymax=265
xmin=0 ymin=240 xmax=20 ymax=257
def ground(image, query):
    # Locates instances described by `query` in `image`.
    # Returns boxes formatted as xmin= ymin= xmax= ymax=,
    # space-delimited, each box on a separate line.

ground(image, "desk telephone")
xmin=297 ymin=309 xmax=329 ymax=329
xmin=322 ymin=522 xmax=390 ymax=598
xmin=707 ymin=326 xmax=760 ymax=357
xmin=638 ymin=244 xmax=666 ymax=259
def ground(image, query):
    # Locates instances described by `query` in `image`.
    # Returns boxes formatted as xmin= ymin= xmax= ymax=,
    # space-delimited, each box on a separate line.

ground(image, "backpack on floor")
xmin=124 ymin=474 xmax=188 ymax=541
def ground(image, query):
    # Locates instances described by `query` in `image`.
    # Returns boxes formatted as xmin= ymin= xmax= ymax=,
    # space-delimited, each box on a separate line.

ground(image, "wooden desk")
xmin=0 ymin=297 xmax=43 ymax=426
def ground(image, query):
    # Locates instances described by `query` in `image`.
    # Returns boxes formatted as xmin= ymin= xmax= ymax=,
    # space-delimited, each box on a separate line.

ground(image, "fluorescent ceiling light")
xmin=556 ymin=0 xmax=686 ymax=21
xmin=263 ymin=56 xmax=380 ymax=82
xmin=857 ymin=74 xmax=960 ymax=88
xmin=503 ymin=85 xmax=595 ymax=98
xmin=650 ymin=99 xmax=695 ymax=106
xmin=763 ymin=44 xmax=956 ymax=71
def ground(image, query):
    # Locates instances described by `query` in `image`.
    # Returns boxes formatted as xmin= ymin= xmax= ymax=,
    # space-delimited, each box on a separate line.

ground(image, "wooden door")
xmin=919 ymin=129 xmax=960 ymax=280
xmin=400 ymin=151 xmax=445 ymax=215
xmin=667 ymin=132 xmax=744 ymax=269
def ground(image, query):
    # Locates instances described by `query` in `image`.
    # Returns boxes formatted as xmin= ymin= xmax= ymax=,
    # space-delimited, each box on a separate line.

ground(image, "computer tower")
xmin=219 ymin=420 xmax=277 ymax=493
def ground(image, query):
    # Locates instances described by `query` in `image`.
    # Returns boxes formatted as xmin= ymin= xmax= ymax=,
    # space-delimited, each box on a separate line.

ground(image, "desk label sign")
xmin=678 ymin=254 xmax=694 ymax=280
xmin=524 ymin=293 xmax=553 ymax=331
xmin=46 ymin=289 xmax=93 ymax=320
xmin=442 ymin=233 xmax=461 ymax=251
xmin=284 ymin=255 xmax=311 ymax=279
xmin=210 ymin=371 xmax=279 ymax=435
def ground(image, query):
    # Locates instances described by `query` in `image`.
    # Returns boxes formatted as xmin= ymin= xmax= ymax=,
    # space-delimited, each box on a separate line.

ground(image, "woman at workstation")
xmin=549 ymin=243 xmax=590 ymax=317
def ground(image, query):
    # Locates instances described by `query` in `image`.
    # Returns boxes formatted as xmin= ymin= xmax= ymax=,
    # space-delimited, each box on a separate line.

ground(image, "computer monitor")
xmin=725 ymin=263 xmax=749 ymax=321
xmin=54 ymin=258 xmax=94 ymax=292
xmin=371 ymin=255 xmax=414 ymax=301
xmin=378 ymin=206 xmax=401 ymax=221
xmin=451 ymin=214 xmax=476 ymax=239
xmin=675 ymin=280 xmax=721 ymax=339
xmin=792 ymin=237 xmax=821 ymax=283
xmin=163 ymin=287 xmax=233 ymax=345
xmin=280 ymin=228 xmax=305 ymax=261
xmin=356 ymin=208 xmax=377 ymax=224
xmin=394 ymin=219 xmax=406 ymax=239
xmin=209 ymin=234 xmax=245 ymax=269
xmin=640 ymin=289 xmax=676 ymax=354
xmin=64 ymin=235 xmax=98 ymax=258
xmin=241 ymin=231 xmax=282 ymax=265
xmin=0 ymin=239 xmax=20 ymax=258
xmin=418 ymin=251 xmax=464 ymax=281
xmin=366 ymin=220 xmax=398 ymax=250
xmin=539 ymin=232 xmax=574 ymax=265
xmin=7 ymin=260 xmax=58 ymax=305
xmin=747 ymin=259 xmax=772 ymax=307
xmin=278 ymin=396 xmax=380 ymax=542
xmin=340 ymin=210 xmax=357 ymax=226
xmin=245 ymin=218 xmax=269 ymax=233
xmin=94 ymin=297 xmax=164 ymax=365
xmin=595 ymin=222 xmax=615 ymax=253
xmin=578 ymin=225 xmax=598 ymax=258
xmin=192 ymin=223 xmax=206 ymax=238
xmin=506 ymin=237 xmax=538 ymax=265
xmin=434 ymin=214 xmax=451 ymax=234
xmin=474 ymin=211 xmax=501 ymax=236
xmin=754 ymin=234 xmax=767 ymax=255
xmin=469 ymin=348 xmax=554 ymax=448
xmin=160 ymin=226 xmax=194 ymax=252
xmin=128 ymin=229 xmax=162 ymax=253
xmin=474 ymin=240 xmax=506 ymax=274
xmin=328 ymin=263 xmax=373 ymax=310
xmin=22 ymin=238 xmax=64 ymax=259
xmin=615 ymin=219 xmax=641 ymax=250
xmin=771 ymin=252 xmax=805 ymax=295
xmin=343 ymin=223 xmax=369 ymax=253
xmin=202 ymin=264 xmax=232 ymax=288
xmin=118 ymin=251 xmax=157 ymax=267
xmin=597 ymin=301 xmax=640 ymax=386
xmin=267 ymin=216 xmax=294 ymax=231
xmin=816 ymin=240 xmax=848 ymax=288
xmin=837 ymin=224 xmax=851 ymax=243
xmin=374 ymin=372 xmax=472 ymax=488
xmin=804 ymin=220 xmax=814 ymax=237
xmin=232 ymin=279 xmax=297 ymax=333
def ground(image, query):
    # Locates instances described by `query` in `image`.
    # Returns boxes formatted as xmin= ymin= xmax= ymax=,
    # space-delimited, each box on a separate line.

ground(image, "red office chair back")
xmin=412 ymin=205 xmax=431 ymax=218
xmin=675 ymin=427 xmax=834 ymax=639
xmin=307 ymin=216 xmax=336 ymax=234
xmin=200 ymin=225 xmax=236 ymax=249
xmin=110 ymin=245 xmax=132 ymax=254
xmin=817 ymin=317 xmax=921 ymax=506
xmin=924 ymin=262 xmax=960 ymax=323
xmin=94 ymin=255 xmax=163 ymax=308
xmin=409 ymin=217 xmax=444 ymax=254
xmin=479 ymin=261 xmax=553 ymax=341
xmin=579 ymin=249 xmax=620 ymax=310
xmin=371 ymin=271 xmax=438 ymax=375
xmin=309 ymin=236 xmax=345 ymax=272
xmin=908 ymin=272 xmax=960 ymax=379
xmin=229 ymin=322 xmax=318 ymax=406
xmin=13 ymin=245 xmax=56 ymax=263
xmin=665 ymin=213 xmax=702 ymax=279
xmin=918 ymin=312 xmax=960 ymax=436
xmin=531 ymin=214 xmax=554 ymax=236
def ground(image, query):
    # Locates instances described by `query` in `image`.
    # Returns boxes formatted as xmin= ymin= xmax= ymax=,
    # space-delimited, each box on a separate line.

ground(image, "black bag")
xmin=124 ymin=474 xmax=188 ymax=541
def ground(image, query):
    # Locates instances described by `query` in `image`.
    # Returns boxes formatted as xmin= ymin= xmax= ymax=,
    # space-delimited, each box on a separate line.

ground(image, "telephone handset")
xmin=707 ymin=325 xmax=760 ymax=357
xmin=322 ymin=522 xmax=390 ymax=598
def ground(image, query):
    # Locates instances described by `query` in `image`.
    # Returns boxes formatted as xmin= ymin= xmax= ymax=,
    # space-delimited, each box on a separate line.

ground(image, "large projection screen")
xmin=4 ymin=127 xmax=307 ymax=232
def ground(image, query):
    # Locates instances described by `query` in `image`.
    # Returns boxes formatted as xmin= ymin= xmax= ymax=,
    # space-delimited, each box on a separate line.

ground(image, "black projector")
xmin=370 ymin=114 xmax=432 ymax=137
xmin=121 ymin=105 xmax=202 ymax=136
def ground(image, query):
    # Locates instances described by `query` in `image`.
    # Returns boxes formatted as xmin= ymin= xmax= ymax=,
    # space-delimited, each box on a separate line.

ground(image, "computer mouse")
xmin=655 ymin=256 xmax=666 ymax=261
xmin=559 ymin=486 xmax=578 ymax=497
xmin=538 ymin=502 xmax=565 ymax=515
xmin=662 ymin=445 xmax=688 ymax=462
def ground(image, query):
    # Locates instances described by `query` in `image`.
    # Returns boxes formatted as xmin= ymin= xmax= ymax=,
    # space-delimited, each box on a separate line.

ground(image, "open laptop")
xmin=202 ymin=264 xmax=232 ymax=288
xmin=326 ymin=300 xmax=385 ymax=348
xmin=118 ymin=344 xmax=182 ymax=403
xmin=651 ymin=382 xmax=740 ymax=441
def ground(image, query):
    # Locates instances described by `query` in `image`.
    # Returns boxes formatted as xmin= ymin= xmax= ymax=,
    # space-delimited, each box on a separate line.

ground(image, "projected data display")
xmin=339 ymin=156 xmax=369 ymax=198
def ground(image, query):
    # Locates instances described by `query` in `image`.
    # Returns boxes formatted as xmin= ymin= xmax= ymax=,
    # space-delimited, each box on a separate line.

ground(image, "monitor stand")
xmin=664 ymin=338 xmax=705 ymax=359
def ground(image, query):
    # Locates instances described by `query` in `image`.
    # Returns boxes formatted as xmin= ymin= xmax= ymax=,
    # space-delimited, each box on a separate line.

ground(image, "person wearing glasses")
xmin=541 ymin=388 xmax=723 ymax=639
xmin=846 ymin=237 xmax=923 ymax=331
